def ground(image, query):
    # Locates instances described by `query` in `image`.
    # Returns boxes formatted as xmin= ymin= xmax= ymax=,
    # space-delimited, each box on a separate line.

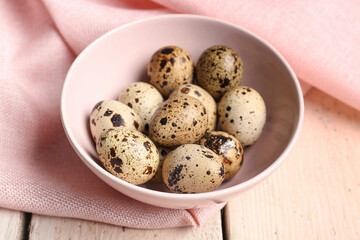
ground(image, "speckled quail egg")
xmin=118 ymin=82 xmax=164 ymax=133
xmin=90 ymin=100 xmax=144 ymax=142
xmin=196 ymin=45 xmax=243 ymax=101
xmin=162 ymin=144 xmax=225 ymax=193
xmin=149 ymin=95 xmax=208 ymax=147
xmin=169 ymin=84 xmax=217 ymax=131
xmin=218 ymin=86 xmax=266 ymax=146
xmin=199 ymin=131 xmax=244 ymax=180
xmin=96 ymin=128 xmax=159 ymax=185
xmin=147 ymin=46 xmax=194 ymax=98
xmin=150 ymin=145 xmax=173 ymax=183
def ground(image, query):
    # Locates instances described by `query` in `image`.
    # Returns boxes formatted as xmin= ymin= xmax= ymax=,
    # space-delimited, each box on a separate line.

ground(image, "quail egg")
xmin=147 ymin=46 xmax=194 ymax=98
xmin=169 ymin=84 xmax=217 ymax=131
xmin=149 ymin=95 xmax=208 ymax=147
xmin=199 ymin=131 xmax=244 ymax=180
xmin=162 ymin=144 xmax=225 ymax=193
xmin=96 ymin=128 xmax=159 ymax=185
xmin=196 ymin=45 xmax=243 ymax=101
xmin=218 ymin=86 xmax=266 ymax=146
xmin=118 ymin=82 xmax=164 ymax=133
xmin=90 ymin=100 xmax=144 ymax=142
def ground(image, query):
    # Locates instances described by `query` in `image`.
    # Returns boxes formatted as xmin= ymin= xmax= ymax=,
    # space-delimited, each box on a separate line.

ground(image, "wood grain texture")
xmin=0 ymin=208 xmax=26 ymax=240
xmin=225 ymin=88 xmax=360 ymax=240
xmin=29 ymin=211 xmax=222 ymax=240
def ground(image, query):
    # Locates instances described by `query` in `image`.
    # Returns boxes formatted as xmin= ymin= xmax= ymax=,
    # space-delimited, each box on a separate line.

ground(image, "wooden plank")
xmin=224 ymin=88 xmax=360 ymax=239
xmin=29 ymin=211 xmax=222 ymax=240
xmin=0 ymin=208 xmax=27 ymax=240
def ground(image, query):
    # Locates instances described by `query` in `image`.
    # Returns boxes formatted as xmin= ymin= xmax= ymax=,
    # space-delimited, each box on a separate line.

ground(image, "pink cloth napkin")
xmin=0 ymin=0 xmax=359 ymax=229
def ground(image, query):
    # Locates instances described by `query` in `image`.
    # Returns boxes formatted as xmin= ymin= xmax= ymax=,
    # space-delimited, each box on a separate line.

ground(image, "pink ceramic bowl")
xmin=61 ymin=14 xmax=304 ymax=209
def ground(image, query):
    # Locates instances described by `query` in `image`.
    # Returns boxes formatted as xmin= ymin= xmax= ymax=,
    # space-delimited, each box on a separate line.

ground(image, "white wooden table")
xmin=1 ymin=88 xmax=359 ymax=239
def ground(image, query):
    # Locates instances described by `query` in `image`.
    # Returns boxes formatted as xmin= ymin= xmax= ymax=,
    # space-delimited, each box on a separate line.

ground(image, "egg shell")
xmin=147 ymin=46 xmax=194 ymax=98
xmin=169 ymin=84 xmax=217 ymax=131
xmin=196 ymin=45 xmax=243 ymax=101
xmin=218 ymin=86 xmax=266 ymax=146
xmin=96 ymin=128 xmax=159 ymax=185
xmin=199 ymin=131 xmax=244 ymax=180
xmin=90 ymin=100 xmax=144 ymax=142
xmin=150 ymin=145 xmax=174 ymax=183
xmin=118 ymin=82 xmax=164 ymax=133
xmin=162 ymin=144 xmax=225 ymax=193
xmin=149 ymin=95 xmax=208 ymax=147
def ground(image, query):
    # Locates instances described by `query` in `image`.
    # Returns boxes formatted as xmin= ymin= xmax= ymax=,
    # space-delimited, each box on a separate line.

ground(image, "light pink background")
xmin=0 ymin=0 xmax=359 ymax=229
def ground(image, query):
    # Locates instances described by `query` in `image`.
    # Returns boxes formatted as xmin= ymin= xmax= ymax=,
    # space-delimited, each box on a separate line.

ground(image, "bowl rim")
xmin=61 ymin=14 xmax=304 ymax=202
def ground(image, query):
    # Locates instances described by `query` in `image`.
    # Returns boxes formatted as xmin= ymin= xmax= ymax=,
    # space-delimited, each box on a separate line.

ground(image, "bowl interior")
xmin=62 ymin=15 xmax=302 ymax=202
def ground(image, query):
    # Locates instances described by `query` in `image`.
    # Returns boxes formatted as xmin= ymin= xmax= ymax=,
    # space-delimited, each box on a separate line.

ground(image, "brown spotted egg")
xmin=150 ymin=145 xmax=173 ymax=183
xmin=169 ymin=84 xmax=217 ymax=131
xmin=90 ymin=100 xmax=144 ymax=142
xmin=149 ymin=95 xmax=208 ymax=147
xmin=199 ymin=131 xmax=244 ymax=180
xmin=147 ymin=46 xmax=194 ymax=98
xmin=196 ymin=45 xmax=243 ymax=101
xmin=96 ymin=128 xmax=159 ymax=185
xmin=162 ymin=144 xmax=225 ymax=193
xmin=118 ymin=82 xmax=164 ymax=133
xmin=218 ymin=86 xmax=266 ymax=146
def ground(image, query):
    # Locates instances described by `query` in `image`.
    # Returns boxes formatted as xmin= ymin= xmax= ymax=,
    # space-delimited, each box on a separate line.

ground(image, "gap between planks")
xmin=0 ymin=208 xmax=29 ymax=240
